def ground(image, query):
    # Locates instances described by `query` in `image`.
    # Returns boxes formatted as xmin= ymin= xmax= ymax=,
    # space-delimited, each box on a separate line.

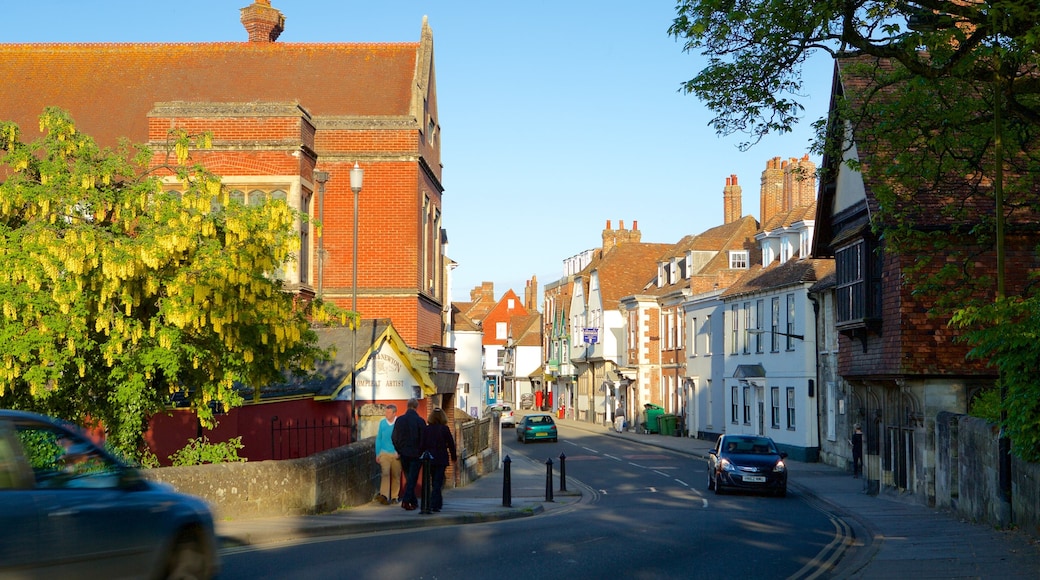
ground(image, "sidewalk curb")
xmin=219 ymin=502 xmax=546 ymax=548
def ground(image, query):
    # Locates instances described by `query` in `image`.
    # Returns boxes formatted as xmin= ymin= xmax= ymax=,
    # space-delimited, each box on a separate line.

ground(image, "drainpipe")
xmin=808 ymin=292 xmax=822 ymax=461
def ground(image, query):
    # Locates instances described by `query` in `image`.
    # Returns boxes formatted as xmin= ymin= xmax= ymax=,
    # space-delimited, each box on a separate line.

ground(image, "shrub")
xmin=968 ymin=388 xmax=1001 ymax=424
xmin=169 ymin=436 xmax=247 ymax=466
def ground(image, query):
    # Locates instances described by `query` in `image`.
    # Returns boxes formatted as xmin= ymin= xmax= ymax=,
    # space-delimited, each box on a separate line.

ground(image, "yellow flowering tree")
xmin=0 ymin=108 xmax=345 ymax=457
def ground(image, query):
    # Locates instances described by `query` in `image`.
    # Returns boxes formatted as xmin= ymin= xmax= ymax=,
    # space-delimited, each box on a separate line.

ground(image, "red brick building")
xmin=0 ymin=1 xmax=454 ymax=458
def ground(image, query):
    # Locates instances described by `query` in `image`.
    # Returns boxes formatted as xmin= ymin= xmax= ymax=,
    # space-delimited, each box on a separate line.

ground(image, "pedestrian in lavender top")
xmin=419 ymin=407 xmax=457 ymax=512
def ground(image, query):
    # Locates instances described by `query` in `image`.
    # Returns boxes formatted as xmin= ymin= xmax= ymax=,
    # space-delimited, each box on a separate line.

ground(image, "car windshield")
xmin=527 ymin=416 xmax=553 ymax=425
xmin=724 ymin=437 xmax=776 ymax=454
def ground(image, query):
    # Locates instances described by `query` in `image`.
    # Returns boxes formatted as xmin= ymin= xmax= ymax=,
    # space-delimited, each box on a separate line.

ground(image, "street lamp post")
xmin=350 ymin=162 xmax=364 ymax=442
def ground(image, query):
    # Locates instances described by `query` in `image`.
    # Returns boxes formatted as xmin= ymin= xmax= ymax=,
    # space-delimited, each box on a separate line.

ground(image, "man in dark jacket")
xmin=392 ymin=398 xmax=426 ymax=510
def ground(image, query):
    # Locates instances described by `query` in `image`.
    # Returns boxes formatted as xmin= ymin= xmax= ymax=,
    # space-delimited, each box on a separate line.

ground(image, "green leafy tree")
xmin=669 ymin=1 xmax=1040 ymax=458
xmin=0 ymin=108 xmax=347 ymax=459
xmin=669 ymin=0 xmax=1040 ymax=145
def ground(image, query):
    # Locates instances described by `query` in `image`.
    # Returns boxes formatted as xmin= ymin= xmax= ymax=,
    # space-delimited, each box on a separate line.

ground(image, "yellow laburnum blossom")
xmin=175 ymin=142 xmax=189 ymax=165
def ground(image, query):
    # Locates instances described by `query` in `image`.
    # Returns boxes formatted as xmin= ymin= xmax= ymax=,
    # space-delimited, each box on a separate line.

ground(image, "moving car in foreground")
xmin=0 ymin=409 xmax=220 ymax=579
xmin=515 ymin=413 xmax=558 ymax=443
xmin=707 ymin=434 xmax=788 ymax=497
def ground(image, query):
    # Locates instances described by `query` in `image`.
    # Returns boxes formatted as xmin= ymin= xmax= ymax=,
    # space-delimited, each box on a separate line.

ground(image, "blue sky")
xmin=3 ymin=1 xmax=834 ymax=304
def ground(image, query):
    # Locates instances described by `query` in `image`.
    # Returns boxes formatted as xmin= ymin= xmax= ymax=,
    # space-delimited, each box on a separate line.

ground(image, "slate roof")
xmin=585 ymin=242 xmax=673 ymax=309
xmin=450 ymin=304 xmax=481 ymax=333
xmin=0 ymin=40 xmax=421 ymax=146
xmin=509 ymin=313 xmax=543 ymax=348
xmin=649 ymin=215 xmax=760 ymax=297
xmin=722 ymin=258 xmax=835 ymax=300
xmin=308 ymin=319 xmax=395 ymax=397
xmin=761 ymin=202 xmax=816 ymax=232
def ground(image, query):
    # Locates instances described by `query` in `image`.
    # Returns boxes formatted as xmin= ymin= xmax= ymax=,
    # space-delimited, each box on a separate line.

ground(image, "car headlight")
xmin=719 ymin=458 xmax=736 ymax=472
xmin=774 ymin=460 xmax=786 ymax=473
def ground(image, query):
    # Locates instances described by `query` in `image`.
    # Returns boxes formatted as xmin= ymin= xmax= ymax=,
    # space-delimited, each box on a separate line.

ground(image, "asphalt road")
xmin=219 ymin=425 xmax=846 ymax=579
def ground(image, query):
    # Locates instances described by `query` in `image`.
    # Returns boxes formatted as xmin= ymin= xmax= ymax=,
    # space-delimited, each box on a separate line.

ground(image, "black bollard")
xmin=544 ymin=458 xmax=555 ymax=502
xmin=502 ymin=455 xmax=512 ymax=507
xmin=420 ymin=451 xmax=433 ymax=515
xmin=558 ymin=452 xmax=567 ymax=492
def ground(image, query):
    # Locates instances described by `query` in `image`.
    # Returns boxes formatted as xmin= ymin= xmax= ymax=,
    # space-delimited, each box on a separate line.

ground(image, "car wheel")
xmin=776 ymin=486 xmax=787 ymax=498
xmin=164 ymin=529 xmax=208 ymax=580
xmin=707 ymin=470 xmax=715 ymax=491
xmin=714 ymin=479 xmax=725 ymax=495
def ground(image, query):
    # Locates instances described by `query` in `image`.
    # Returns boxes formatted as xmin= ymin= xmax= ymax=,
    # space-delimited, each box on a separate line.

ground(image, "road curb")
xmin=219 ymin=503 xmax=545 ymax=548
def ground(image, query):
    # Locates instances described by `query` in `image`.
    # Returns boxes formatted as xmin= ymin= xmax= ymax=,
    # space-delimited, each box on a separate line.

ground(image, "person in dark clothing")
xmin=850 ymin=424 xmax=864 ymax=478
xmin=392 ymin=398 xmax=426 ymax=510
xmin=419 ymin=407 xmax=457 ymax=512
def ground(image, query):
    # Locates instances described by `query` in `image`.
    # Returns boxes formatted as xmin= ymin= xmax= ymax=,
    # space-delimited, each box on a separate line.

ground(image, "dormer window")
xmin=729 ymin=250 xmax=749 ymax=269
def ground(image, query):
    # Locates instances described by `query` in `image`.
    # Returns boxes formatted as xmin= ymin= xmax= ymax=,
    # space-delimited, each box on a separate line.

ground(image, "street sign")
xmin=583 ymin=328 xmax=599 ymax=344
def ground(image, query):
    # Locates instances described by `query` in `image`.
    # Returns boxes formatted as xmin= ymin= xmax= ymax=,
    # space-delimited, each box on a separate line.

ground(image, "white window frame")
xmin=729 ymin=250 xmax=749 ymax=269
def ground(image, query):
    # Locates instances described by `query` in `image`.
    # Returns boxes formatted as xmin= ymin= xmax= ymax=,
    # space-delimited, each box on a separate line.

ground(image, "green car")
xmin=516 ymin=414 xmax=558 ymax=443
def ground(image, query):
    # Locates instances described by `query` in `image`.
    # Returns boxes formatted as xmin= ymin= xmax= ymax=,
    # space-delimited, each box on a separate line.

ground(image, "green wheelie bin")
xmin=658 ymin=414 xmax=677 ymax=436
xmin=642 ymin=404 xmax=664 ymax=434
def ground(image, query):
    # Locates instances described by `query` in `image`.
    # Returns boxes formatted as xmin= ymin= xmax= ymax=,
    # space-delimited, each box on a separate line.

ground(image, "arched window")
xmin=248 ymin=190 xmax=267 ymax=206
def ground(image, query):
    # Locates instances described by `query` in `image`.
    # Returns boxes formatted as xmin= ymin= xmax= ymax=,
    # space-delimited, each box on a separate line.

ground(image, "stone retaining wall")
xmin=144 ymin=439 xmax=380 ymax=520
xmin=934 ymin=412 xmax=1040 ymax=538
xmin=145 ymin=417 xmax=502 ymax=520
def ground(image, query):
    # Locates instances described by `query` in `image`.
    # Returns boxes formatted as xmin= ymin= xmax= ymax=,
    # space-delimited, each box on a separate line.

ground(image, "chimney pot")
xmin=241 ymin=0 xmax=285 ymax=43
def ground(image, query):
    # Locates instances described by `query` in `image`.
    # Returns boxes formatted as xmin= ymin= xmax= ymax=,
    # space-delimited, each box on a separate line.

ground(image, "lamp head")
xmin=350 ymin=162 xmax=364 ymax=193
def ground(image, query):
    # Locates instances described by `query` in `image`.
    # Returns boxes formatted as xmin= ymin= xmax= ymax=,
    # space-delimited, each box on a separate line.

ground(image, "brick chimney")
xmin=241 ymin=0 xmax=285 ymax=43
xmin=602 ymin=220 xmax=615 ymax=252
xmin=760 ymin=157 xmax=784 ymax=225
xmin=524 ymin=275 xmax=539 ymax=312
xmin=602 ymin=219 xmax=641 ymax=251
xmin=723 ymin=174 xmax=742 ymax=224
xmin=471 ymin=281 xmax=494 ymax=303
xmin=786 ymin=154 xmax=817 ymax=208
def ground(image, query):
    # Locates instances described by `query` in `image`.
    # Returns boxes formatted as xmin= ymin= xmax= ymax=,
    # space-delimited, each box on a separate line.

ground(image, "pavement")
xmin=217 ymin=417 xmax=1040 ymax=578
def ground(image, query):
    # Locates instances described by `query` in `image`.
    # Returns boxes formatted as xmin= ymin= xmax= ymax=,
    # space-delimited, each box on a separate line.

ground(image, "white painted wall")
xmin=453 ymin=329 xmax=484 ymax=416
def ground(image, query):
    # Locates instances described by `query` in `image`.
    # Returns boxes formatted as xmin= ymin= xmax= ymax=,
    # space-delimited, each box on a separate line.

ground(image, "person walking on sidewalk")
xmin=392 ymin=398 xmax=426 ymax=510
xmin=850 ymin=424 xmax=863 ymax=478
xmin=374 ymin=404 xmax=401 ymax=505
xmin=613 ymin=405 xmax=626 ymax=433
xmin=419 ymin=407 xmax=457 ymax=513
